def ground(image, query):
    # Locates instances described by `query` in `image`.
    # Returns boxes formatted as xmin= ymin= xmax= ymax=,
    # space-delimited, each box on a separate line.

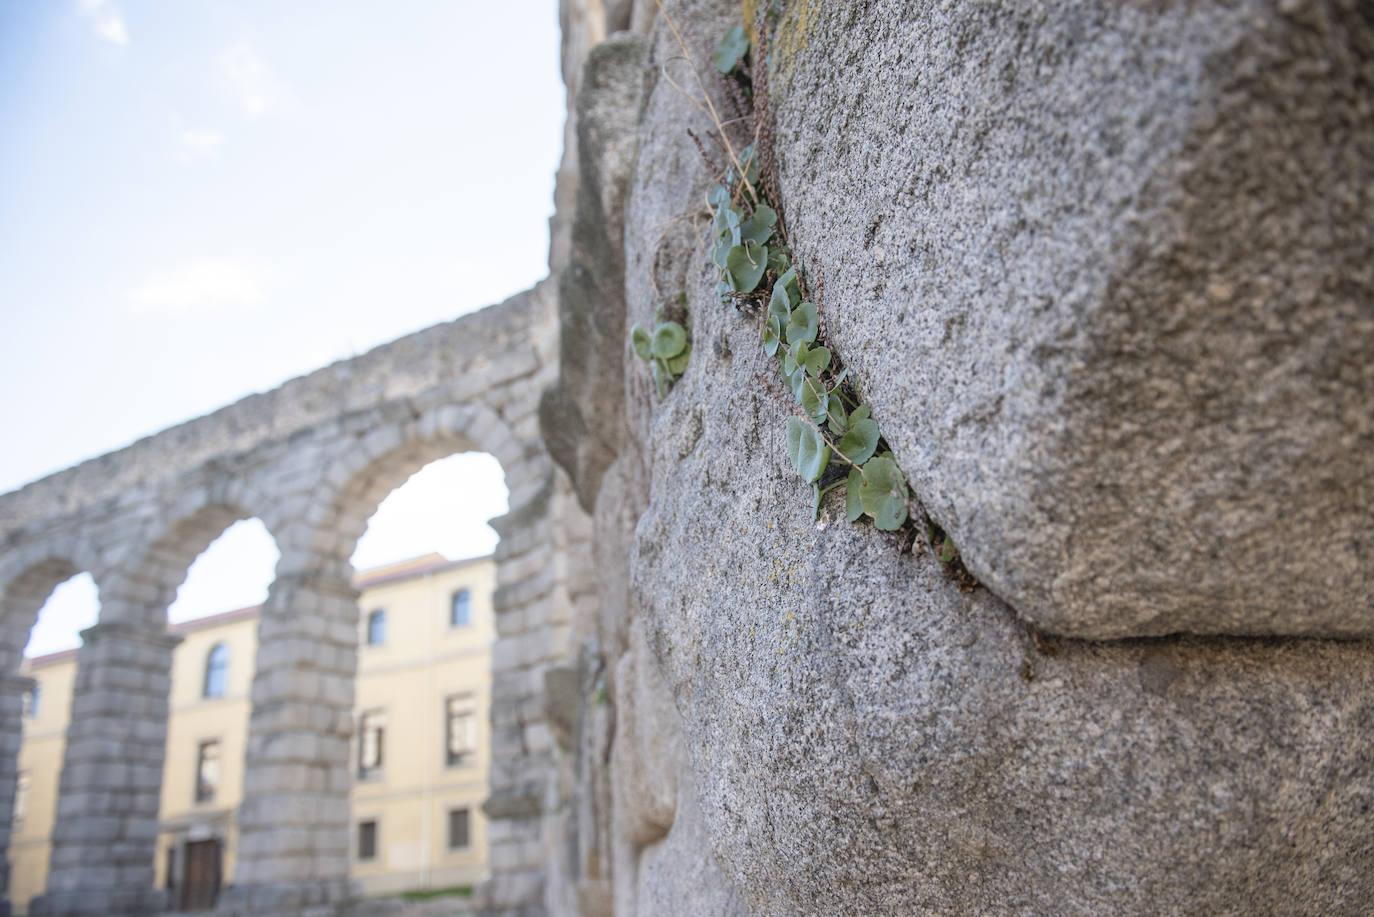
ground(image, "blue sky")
xmin=1 ymin=0 xmax=564 ymax=654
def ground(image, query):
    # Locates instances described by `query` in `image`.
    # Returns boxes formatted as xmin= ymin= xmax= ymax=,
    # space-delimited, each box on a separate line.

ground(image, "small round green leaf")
xmin=707 ymin=183 xmax=730 ymax=207
xmin=666 ymin=344 xmax=691 ymax=376
xmin=768 ymin=247 xmax=791 ymax=275
xmin=799 ymin=375 xmax=828 ymax=421
xmin=768 ymin=284 xmax=791 ymax=329
xmin=837 ymin=418 xmax=879 ymax=466
xmin=775 ymin=266 xmax=800 ymax=307
xmin=651 ymin=321 xmax=687 ymax=359
xmin=782 ymin=346 xmax=799 ymax=377
xmin=740 ymin=204 xmax=777 ymax=246
xmin=785 ymin=416 xmax=804 ymax=468
xmin=726 ymin=241 xmax=767 ymax=293
xmin=713 ymin=25 xmax=749 ymax=74
xmin=801 ymin=345 xmax=831 ymax=377
xmin=797 ymin=423 xmax=830 ymax=484
xmin=858 ymin=456 xmax=909 ymax=531
xmin=786 ymin=416 xmax=830 ymax=483
xmin=786 ymin=301 xmax=819 ymax=346
xmin=712 ymin=242 xmax=731 ymax=269
xmin=850 ymin=403 xmax=872 ymax=425
xmin=764 ymin=313 xmax=782 ymax=357
xmin=630 ymin=324 xmax=652 ymax=361
xmin=826 ymin=393 xmax=848 ymax=434
xmin=846 ymin=466 xmax=865 ymax=523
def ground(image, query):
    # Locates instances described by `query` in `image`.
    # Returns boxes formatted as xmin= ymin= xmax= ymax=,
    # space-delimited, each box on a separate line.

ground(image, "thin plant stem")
xmin=755 ymin=373 xmax=868 ymax=481
xmin=652 ymin=0 xmax=760 ymax=206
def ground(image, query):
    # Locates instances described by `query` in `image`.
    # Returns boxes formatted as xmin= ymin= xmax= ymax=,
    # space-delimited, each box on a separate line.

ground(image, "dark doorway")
xmin=178 ymin=838 xmax=222 ymax=910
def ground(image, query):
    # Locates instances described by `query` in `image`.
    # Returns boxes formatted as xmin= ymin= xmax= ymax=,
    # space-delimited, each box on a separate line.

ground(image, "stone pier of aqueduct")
xmin=0 ymin=284 xmax=587 ymax=916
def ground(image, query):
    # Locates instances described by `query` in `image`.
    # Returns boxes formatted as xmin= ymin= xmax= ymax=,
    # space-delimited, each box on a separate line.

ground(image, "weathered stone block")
xmin=770 ymin=0 xmax=1374 ymax=638
xmin=602 ymin=4 xmax=1374 ymax=911
xmin=541 ymin=33 xmax=651 ymax=512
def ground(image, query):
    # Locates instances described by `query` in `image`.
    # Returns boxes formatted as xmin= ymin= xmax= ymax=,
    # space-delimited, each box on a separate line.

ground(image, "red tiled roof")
xmin=24 ymin=647 xmax=77 ymax=668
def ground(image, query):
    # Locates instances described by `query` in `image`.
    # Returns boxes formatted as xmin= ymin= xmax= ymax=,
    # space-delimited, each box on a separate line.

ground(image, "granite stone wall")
xmin=545 ymin=0 xmax=1374 ymax=914
xmin=3 ymin=2 xmax=1370 ymax=915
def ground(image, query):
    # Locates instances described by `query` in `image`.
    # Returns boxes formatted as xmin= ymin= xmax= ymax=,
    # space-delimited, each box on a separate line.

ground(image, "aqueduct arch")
xmin=0 ymin=556 xmax=94 ymax=913
xmin=0 ymin=282 xmax=584 ymax=916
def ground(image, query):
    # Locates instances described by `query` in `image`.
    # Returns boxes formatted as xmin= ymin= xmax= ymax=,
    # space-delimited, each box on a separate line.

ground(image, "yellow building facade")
xmin=9 ymin=553 xmax=494 ymax=913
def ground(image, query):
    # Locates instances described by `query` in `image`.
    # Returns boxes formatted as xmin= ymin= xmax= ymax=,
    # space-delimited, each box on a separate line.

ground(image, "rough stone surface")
xmin=541 ymin=33 xmax=650 ymax=513
xmin=632 ymin=766 xmax=748 ymax=917
xmin=545 ymin=0 xmax=1374 ymax=913
xmin=539 ymin=14 xmax=751 ymax=916
xmin=629 ymin=395 xmax=1374 ymax=914
xmin=36 ymin=623 xmax=181 ymax=914
xmin=8 ymin=1 xmax=1374 ymax=915
xmin=768 ymin=0 xmax=1374 ymax=638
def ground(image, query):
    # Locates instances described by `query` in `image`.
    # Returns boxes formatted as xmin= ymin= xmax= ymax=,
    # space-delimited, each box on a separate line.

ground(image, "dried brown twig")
xmin=652 ymin=0 xmax=760 ymax=205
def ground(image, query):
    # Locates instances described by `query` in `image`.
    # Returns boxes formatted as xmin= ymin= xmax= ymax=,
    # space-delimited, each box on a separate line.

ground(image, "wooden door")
xmin=179 ymin=838 xmax=222 ymax=911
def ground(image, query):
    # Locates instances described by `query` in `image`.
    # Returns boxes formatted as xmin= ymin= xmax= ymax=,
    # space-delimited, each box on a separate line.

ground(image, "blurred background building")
xmin=9 ymin=553 xmax=494 ymax=913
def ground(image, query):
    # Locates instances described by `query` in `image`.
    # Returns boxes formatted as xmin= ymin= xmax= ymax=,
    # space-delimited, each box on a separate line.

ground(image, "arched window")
xmin=450 ymin=589 xmax=471 ymax=628
xmin=367 ymin=609 xmax=387 ymax=646
xmin=203 ymin=643 xmax=229 ymax=698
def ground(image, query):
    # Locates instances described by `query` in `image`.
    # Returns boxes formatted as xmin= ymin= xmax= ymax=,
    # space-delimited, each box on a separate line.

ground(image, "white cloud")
xmin=179 ymin=129 xmax=225 ymax=159
xmin=221 ymin=44 xmax=289 ymax=118
xmin=78 ymin=0 xmax=129 ymax=46
xmin=129 ymin=257 xmax=275 ymax=315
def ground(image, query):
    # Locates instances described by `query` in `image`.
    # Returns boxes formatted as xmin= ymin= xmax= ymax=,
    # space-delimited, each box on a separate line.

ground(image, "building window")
xmin=357 ymin=819 xmax=378 ymax=861
xmin=13 ymin=772 xmax=30 ymax=828
xmin=195 ymin=740 xmax=220 ymax=803
xmin=203 ymin=644 xmax=229 ymax=698
xmin=450 ymin=589 xmax=471 ymax=628
xmin=366 ymin=609 xmax=386 ymax=646
xmin=24 ymin=683 xmax=40 ymax=718
xmin=445 ymin=694 xmax=476 ymax=767
xmin=447 ymin=807 xmax=470 ymax=850
xmin=358 ymin=710 xmax=385 ymax=779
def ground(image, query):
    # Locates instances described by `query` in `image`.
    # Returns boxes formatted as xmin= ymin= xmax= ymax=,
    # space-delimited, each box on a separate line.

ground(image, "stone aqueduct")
xmin=7 ymin=0 xmax=1373 ymax=915
xmin=0 ymin=283 xmax=587 ymax=915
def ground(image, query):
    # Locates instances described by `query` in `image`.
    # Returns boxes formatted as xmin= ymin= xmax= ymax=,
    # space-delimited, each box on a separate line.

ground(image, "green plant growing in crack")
xmin=652 ymin=1 xmax=976 ymax=587
xmin=630 ymin=307 xmax=691 ymax=398
xmin=698 ymin=22 xmax=912 ymax=533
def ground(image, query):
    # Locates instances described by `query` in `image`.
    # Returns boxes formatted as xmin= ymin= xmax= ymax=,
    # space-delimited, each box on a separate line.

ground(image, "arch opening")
xmin=228 ymin=408 xmax=532 ymax=905
xmin=351 ymin=452 xmax=508 ymax=571
xmin=23 ymin=572 xmax=98 ymax=660
xmin=168 ymin=517 xmax=280 ymax=625
xmin=343 ymin=450 xmax=507 ymax=899
xmin=6 ymin=566 xmax=101 ymax=913
xmin=152 ymin=514 xmax=280 ymax=899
